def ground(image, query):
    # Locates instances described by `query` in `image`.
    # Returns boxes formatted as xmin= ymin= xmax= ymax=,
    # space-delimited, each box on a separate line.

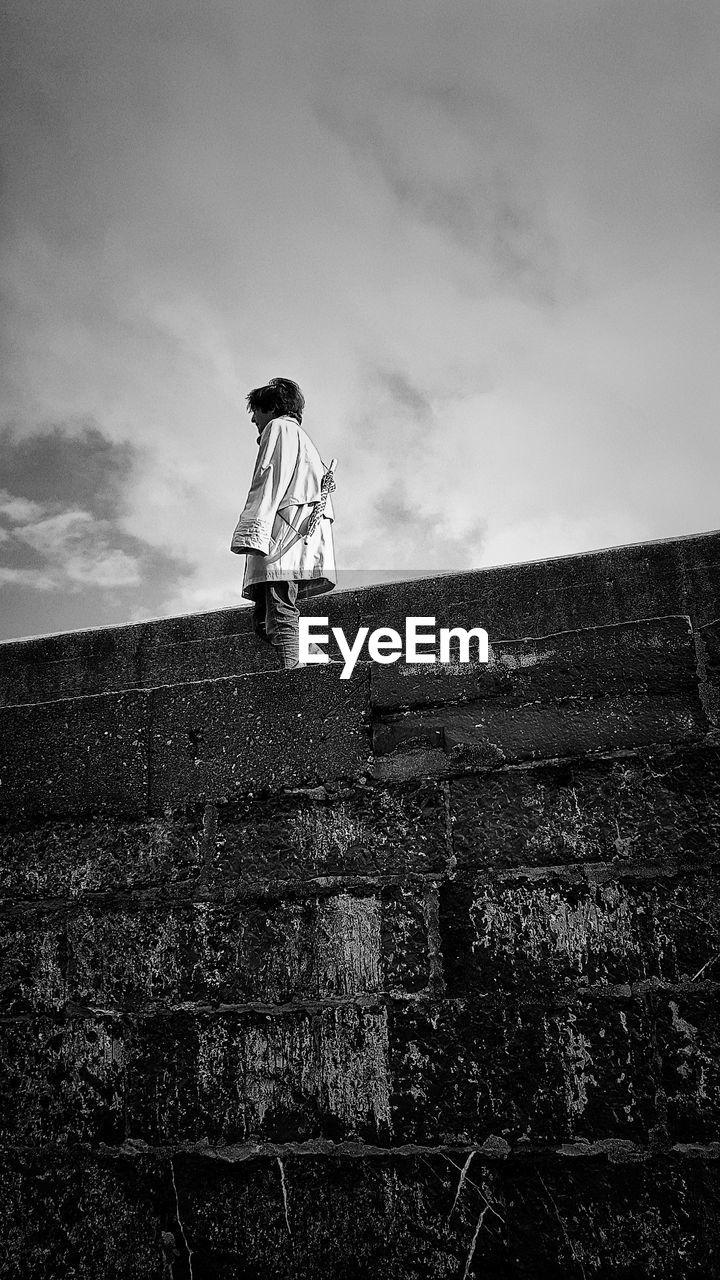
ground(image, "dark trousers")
xmin=252 ymin=581 xmax=300 ymax=668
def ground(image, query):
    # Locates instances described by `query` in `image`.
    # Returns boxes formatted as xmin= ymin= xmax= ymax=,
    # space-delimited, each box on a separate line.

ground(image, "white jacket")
xmin=230 ymin=416 xmax=336 ymax=601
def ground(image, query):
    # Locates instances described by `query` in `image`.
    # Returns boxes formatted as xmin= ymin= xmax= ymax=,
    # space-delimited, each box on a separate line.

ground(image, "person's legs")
xmin=265 ymin=580 xmax=300 ymax=668
xmin=252 ymin=586 xmax=273 ymax=647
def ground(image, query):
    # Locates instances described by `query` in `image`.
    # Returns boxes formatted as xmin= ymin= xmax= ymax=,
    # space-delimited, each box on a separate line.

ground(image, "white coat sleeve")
xmin=230 ymin=421 xmax=298 ymax=555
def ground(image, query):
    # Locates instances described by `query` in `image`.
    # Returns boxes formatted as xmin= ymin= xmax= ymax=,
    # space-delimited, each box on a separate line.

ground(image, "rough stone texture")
xmin=371 ymin=690 xmax=706 ymax=769
xmin=0 ymin=691 xmax=149 ymax=821
xmin=4 ymin=1147 xmax=719 ymax=1279
xmin=657 ymin=991 xmax=720 ymax=1143
xmin=4 ymin=988 xmax=717 ymax=1150
xmin=370 ymin=616 xmax=709 ymax=769
xmin=0 ymin=1149 xmax=168 ymax=1280
xmin=171 ymin=1148 xmax=720 ymax=1280
xmin=148 ymin=667 xmax=371 ymax=808
xmin=213 ymin=778 xmax=449 ymax=879
xmin=371 ymin=615 xmax=698 ymax=712
xmin=127 ymin=1005 xmax=395 ymax=1146
xmin=2 ymin=529 xmax=719 ymax=705
xmin=0 ymin=886 xmax=432 ymax=1014
xmin=0 ymin=1016 xmax=126 ymax=1145
xmin=440 ymin=867 xmax=720 ymax=992
xmin=391 ymin=995 xmax=656 ymax=1145
xmin=2 ymin=532 xmax=720 ymax=1276
xmin=449 ymin=744 xmax=720 ymax=870
xmin=0 ymin=779 xmax=449 ymax=901
xmin=0 ymin=812 xmax=203 ymax=902
xmin=699 ymin=617 xmax=720 ymax=726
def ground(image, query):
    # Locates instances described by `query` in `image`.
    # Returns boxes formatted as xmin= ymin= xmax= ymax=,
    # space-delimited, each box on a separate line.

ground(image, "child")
xmin=230 ymin=377 xmax=336 ymax=669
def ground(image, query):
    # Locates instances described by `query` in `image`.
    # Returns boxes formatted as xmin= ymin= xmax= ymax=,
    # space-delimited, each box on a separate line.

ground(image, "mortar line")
xmin=4 ymin=853 xmax=720 ymax=926
xmin=3 ymin=852 xmax=720 ymax=923
xmin=71 ymin=1138 xmax=717 ymax=1161
xmin=4 ymin=977 xmax=720 ymax=1025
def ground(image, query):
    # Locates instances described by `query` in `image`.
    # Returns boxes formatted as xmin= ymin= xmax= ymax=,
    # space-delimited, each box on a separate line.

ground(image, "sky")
xmin=1 ymin=0 xmax=719 ymax=641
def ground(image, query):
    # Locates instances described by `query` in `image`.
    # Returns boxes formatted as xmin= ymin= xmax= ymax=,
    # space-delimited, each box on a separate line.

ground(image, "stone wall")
xmin=1 ymin=530 xmax=719 ymax=1278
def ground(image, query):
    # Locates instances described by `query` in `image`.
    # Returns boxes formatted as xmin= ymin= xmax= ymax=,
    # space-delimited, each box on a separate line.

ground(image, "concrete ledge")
xmin=1 ymin=617 xmax=713 ymax=822
xmin=2 ymin=529 xmax=719 ymax=704
xmin=371 ymin=616 xmax=699 ymax=712
xmin=0 ymin=668 xmax=372 ymax=822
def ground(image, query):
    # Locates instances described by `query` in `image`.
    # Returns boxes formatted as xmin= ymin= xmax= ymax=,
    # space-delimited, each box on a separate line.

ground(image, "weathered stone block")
xmin=0 ymin=812 xmax=203 ymax=903
xmin=372 ymin=690 xmax=706 ymax=766
xmin=140 ymin=629 xmax=277 ymax=687
xmin=169 ymin=1149 xmax=502 ymax=1279
xmin=0 ymin=886 xmax=431 ymax=1014
xmin=371 ymin=615 xmax=698 ymax=714
xmin=167 ymin=1148 xmax=720 ymax=1279
xmin=125 ymin=1005 xmax=393 ymax=1145
xmin=391 ymin=996 xmax=655 ymax=1145
xmin=148 ymin=667 xmax=370 ymax=808
xmin=0 ymin=692 xmax=149 ymax=821
xmin=440 ymin=869 xmax=720 ymax=994
xmin=0 ymin=1016 xmax=125 ymax=1145
xmin=449 ymin=744 xmax=720 ymax=870
xmin=656 ymin=992 xmax=720 ymax=1143
xmin=0 ymin=626 xmax=145 ymax=707
xmin=214 ymin=778 xmax=448 ymax=878
xmin=0 ymin=1149 xmax=167 ymax=1280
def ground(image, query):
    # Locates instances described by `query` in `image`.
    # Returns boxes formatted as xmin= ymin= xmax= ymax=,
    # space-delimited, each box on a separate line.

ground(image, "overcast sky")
xmin=1 ymin=0 xmax=719 ymax=641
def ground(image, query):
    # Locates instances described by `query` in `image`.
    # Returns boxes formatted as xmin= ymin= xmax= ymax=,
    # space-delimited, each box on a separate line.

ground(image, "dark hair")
xmin=246 ymin=377 xmax=305 ymax=424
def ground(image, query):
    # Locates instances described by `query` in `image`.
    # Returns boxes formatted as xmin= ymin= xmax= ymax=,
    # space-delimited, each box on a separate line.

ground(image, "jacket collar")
xmin=257 ymin=414 xmax=300 ymax=444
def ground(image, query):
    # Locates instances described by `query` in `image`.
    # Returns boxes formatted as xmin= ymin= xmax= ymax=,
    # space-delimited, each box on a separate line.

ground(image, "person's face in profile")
xmin=249 ymin=405 xmax=274 ymax=438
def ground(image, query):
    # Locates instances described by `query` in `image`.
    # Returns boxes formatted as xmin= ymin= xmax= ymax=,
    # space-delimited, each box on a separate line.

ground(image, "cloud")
xmin=1 ymin=0 xmax=719 ymax=640
xmin=0 ymin=567 xmax=56 ymax=590
xmin=314 ymin=71 xmax=564 ymax=302
xmin=0 ymin=423 xmax=195 ymax=639
xmin=13 ymin=509 xmax=142 ymax=587
xmin=0 ymin=491 xmax=46 ymax=523
xmin=0 ymin=426 xmax=136 ymax=515
xmin=341 ymin=480 xmax=487 ymax=575
xmin=375 ymin=369 xmax=434 ymax=422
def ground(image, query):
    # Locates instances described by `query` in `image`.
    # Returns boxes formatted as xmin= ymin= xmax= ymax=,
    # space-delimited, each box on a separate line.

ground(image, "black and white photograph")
xmin=1 ymin=2 xmax=719 ymax=1276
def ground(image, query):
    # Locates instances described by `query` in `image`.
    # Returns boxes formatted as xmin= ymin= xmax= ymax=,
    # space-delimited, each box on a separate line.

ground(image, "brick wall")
xmin=1 ymin=531 xmax=719 ymax=1278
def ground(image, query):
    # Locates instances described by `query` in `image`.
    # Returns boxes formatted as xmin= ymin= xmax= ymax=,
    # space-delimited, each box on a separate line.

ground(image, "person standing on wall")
xmin=230 ymin=377 xmax=336 ymax=670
